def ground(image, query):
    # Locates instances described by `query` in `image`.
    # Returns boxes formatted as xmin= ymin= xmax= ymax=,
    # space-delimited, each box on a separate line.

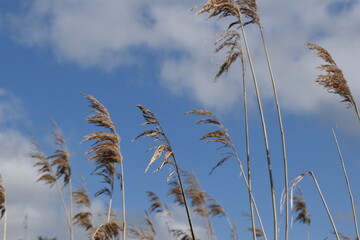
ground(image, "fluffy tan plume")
xmin=305 ymin=42 xmax=357 ymax=109
xmin=0 ymin=175 xmax=5 ymax=219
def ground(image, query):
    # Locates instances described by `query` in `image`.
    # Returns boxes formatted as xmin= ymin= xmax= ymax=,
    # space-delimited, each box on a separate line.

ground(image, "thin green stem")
xmin=332 ymin=128 xmax=359 ymax=239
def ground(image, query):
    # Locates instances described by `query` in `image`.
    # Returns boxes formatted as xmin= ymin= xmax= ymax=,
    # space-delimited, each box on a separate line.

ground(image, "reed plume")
xmin=289 ymin=171 xmax=340 ymax=240
xmin=292 ymin=188 xmax=311 ymax=240
xmin=147 ymin=191 xmax=164 ymax=214
xmin=146 ymin=191 xmax=172 ymax=238
xmin=237 ymin=0 xmax=290 ymax=238
xmin=31 ymin=132 xmax=74 ymax=240
xmin=48 ymin=121 xmax=74 ymax=240
xmin=73 ymin=184 xmax=93 ymax=234
xmin=134 ymin=105 xmax=195 ymax=239
xmin=187 ymin=109 xmax=267 ymax=240
xmin=247 ymin=228 xmax=264 ymax=237
xmin=82 ymin=93 xmax=126 ymax=238
xmin=48 ymin=121 xmax=71 ymax=187
xmin=305 ymin=42 xmax=360 ymax=120
xmin=293 ymin=192 xmax=311 ymax=226
xmin=0 ymin=176 xmax=5 ymax=219
xmin=0 ymin=175 xmax=6 ymax=240
xmin=183 ymin=171 xmax=221 ymax=239
xmin=92 ymin=220 xmax=122 ymax=240
xmin=193 ymin=1 xmax=278 ymax=238
xmin=128 ymin=211 xmax=156 ymax=240
xmin=171 ymin=229 xmax=193 ymax=240
xmin=168 ymin=176 xmax=221 ymax=238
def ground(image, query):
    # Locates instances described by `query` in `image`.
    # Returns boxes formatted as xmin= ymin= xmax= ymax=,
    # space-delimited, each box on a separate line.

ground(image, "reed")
xmin=332 ymin=128 xmax=359 ymax=240
xmin=82 ymin=93 xmax=125 ymax=239
xmin=289 ymin=171 xmax=340 ymax=240
xmin=239 ymin=1 xmax=290 ymax=237
xmin=128 ymin=211 xmax=156 ymax=240
xmin=73 ymin=184 xmax=94 ymax=235
xmin=292 ymin=188 xmax=311 ymax=240
xmin=193 ymin=2 xmax=278 ymax=238
xmin=0 ymin=175 xmax=6 ymax=240
xmin=187 ymin=109 xmax=267 ymax=240
xmin=305 ymin=42 xmax=360 ymax=120
xmin=30 ymin=125 xmax=74 ymax=240
xmin=134 ymin=105 xmax=196 ymax=239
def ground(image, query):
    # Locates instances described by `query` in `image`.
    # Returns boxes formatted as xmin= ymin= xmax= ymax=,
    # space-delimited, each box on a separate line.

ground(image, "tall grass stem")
xmin=257 ymin=24 xmax=289 ymax=240
xmin=238 ymin=15 xmax=277 ymax=240
xmin=331 ymin=128 xmax=359 ymax=239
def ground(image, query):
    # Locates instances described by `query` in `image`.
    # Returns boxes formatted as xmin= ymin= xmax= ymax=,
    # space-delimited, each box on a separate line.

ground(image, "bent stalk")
xmin=290 ymin=172 xmax=340 ymax=240
xmin=332 ymin=128 xmax=359 ymax=240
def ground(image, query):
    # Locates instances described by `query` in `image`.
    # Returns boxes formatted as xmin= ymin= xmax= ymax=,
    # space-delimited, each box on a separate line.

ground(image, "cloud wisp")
xmin=3 ymin=0 xmax=360 ymax=120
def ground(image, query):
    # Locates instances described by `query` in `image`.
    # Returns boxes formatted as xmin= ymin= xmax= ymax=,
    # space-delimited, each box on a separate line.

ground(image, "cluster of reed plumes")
xmin=0 ymin=0 xmax=359 ymax=240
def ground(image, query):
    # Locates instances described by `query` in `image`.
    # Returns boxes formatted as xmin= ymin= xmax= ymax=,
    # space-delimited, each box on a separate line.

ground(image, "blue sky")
xmin=0 ymin=0 xmax=360 ymax=239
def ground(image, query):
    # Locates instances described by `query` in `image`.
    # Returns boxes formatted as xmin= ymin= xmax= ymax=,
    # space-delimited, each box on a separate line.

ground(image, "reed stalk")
xmin=187 ymin=110 xmax=268 ymax=240
xmin=332 ymin=128 xmax=359 ymax=240
xmin=0 ymin=175 xmax=6 ymax=240
xmin=242 ymin=53 xmax=257 ymax=240
xmin=193 ymin=2 xmax=278 ymax=237
xmin=135 ymin=105 xmax=196 ymax=239
xmin=120 ymin=163 xmax=126 ymax=240
xmin=82 ymin=94 xmax=124 ymax=239
xmin=237 ymin=16 xmax=277 ymax=240
xmin=290 ymin=171 xmax=340 ymax=240
xmin=31 ymin=139 xmax=73 ymax=238
xmin=256 ymin=22 xmax=289 ymax=240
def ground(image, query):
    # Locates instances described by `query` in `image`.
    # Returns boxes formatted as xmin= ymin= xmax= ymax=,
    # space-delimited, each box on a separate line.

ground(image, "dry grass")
xmin=48 ymin=121 xmax=71 ymax=187
xmin=92 ymin=220 xmax=123 ymax=240
xmin=73 ymin=185 xmax=93 ymax=233
xmin=128 ymin=211 xmax=156 ymax=240
xmin=0 ymin=175 xmax=5 ymax=219
xmin=82 ymin=94 xmax=122 ymax=187
xmin=292 ymin=189 xmax=311 ymax=226
xmin=305 ymin=42 xmax=356 ymax=109
xmin=135 ymin=105 xmax=196 ymax=239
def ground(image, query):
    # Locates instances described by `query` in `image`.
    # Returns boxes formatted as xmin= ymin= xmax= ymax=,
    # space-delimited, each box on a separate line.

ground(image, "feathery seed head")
xmin=92 ymin=220 xmax=123 ymax=240
xmin=305 ymin=42 xmax=355 ymax=108
xmin=48 ymin=121 xmax=71 ymax=187
xmin=0 ymin=175 xmax=5 ymax=219
xmin=134 ymin=105 xmax=175 ymax=173
xmin=82 ymin=93 xmax=123 ymax=200
xmin=188 ymin=110 xmax=236 ymax=173
xmin=146 ymin=191 xmax=164 ymax=213
xmin=292 ymin=189 xmax=311 ymax=226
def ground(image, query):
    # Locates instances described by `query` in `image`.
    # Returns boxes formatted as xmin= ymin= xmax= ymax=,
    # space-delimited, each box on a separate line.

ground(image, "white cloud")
xmin=4 ymin=0 xmax=360 ymax=119
xmin=0 ymin=129 xmax=63 ymax=239
xmin=0 ymin=89 xmax=26 ymax=125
